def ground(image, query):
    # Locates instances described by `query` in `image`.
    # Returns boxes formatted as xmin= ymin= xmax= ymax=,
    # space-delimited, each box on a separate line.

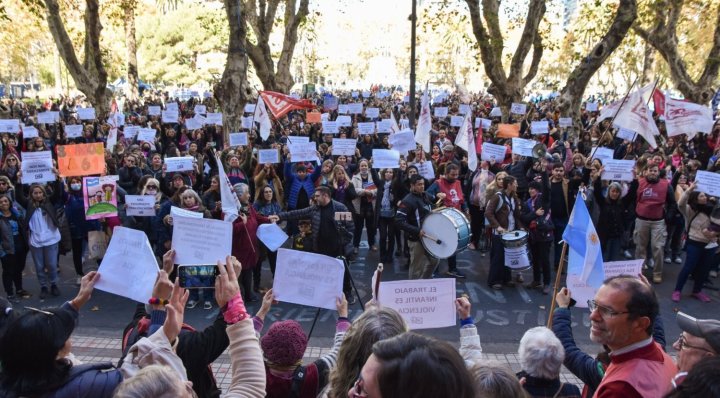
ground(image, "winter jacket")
xmin=395 ymin=191 xmax=434 ymax=242
xmin=0 ymin=208 xmax=25 ymax=257
xmin=64 ymin=192 xmax=101 ymax=239
xmin=231 ymin=206 xmax=271 ymax=270
xmin=278 ymin=200 xmax=354 ymax=256
xmin=118 ymin=166 xmax=143 ymax=195
xmin=350 ymin=172 xmax=378 ymax=214
xmin=285 ymin=161 xmax=322 ymax=210
xmin=254 ymin=168 xmax=285 ymax=210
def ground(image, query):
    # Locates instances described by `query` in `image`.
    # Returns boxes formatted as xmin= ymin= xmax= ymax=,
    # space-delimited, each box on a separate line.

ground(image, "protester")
xmin=672 ymin=312 xmax=719 ymax=387
xmin=663 ymin=357 xmax=720 ymax=398
xmin=350 ymin=159 xmax=378 ymax=253
xmin=0 ymin=194 xmax=27 ymax=302
xmin=485 ymin=175 xmax=524 ymax=289
xmin=64 ymin=176 xmax=102 ymax=283
xmin=470 ymin=362 xmax=527 ymax=398
xmin=516 ymin=326 xmax=581 ymax=398
xmin=520 ymin=180 xmax=553 ymax=293
xmin=395 ymin=174 xmax=439 ymax=279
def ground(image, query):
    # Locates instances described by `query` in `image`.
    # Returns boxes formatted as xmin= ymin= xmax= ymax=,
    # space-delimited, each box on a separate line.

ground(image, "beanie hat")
xmin=260 ymin=320 xmax=308 ymax=366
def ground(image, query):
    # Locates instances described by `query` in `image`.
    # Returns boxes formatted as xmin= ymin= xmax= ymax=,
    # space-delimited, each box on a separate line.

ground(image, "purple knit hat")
xmin=260 ymin=320 xmax=308 ymax=366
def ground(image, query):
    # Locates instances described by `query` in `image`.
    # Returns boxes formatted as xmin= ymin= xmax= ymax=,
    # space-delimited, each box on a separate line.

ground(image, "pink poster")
xmin=83 ymin=176 xmax=118 ymax=220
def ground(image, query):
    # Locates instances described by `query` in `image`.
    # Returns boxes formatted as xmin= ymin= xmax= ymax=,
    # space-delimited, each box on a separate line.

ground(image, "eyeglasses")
xmin=677 ymin=334 xmax=715 ymax=353
xmin=351 ymin=375 xmax=369 ymax=398
xmin=145 ymin=185 xmax=158 ymax=189
xmin=587 ymin=300 xmax=630 ymax=319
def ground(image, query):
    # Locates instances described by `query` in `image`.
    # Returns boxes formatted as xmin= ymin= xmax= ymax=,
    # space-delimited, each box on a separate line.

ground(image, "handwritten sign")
xmin=531 ymin=120 xmax=549 ymax=134
xmin=165 ymin=156 xmax=195 ymax=172
xmin=0 ymin=119 xmax=20 ymax=133
xmin=379 ymin=279 xmax=456 ymax=329
xmin=510 ymin=103 xmax=527 ymax=115
xmin=273 ymin=249 xmax=344 ymax=310
xmin=58 ymin=143 xmax=105 ymax=177
xmin=125 ymin=195 xmax=156 ymax=217
xmin=512 ymin=138 xmax=536 ymax=157
xmin=65 ymin=124 xmax=84 ymax=138
xmin=322 ymin=121 xmax=339 ymax=134
xmin=559 ymin=117 xmax=573 ymax=128
xmin=357 ymin=122 xmax=375 ymax=134
xmin=365 ymin=108 xmax=380 ymax=118
xmin=147 ymin=106 xmax=161 ymax=116
xmin=83 ymin=176 xmax=118 ymax=220
xmin=450 ymin=115 xmax=464 ymax=127
xmin=416 ymin=160 xmax=435 ymax=180
xmin=77 ymin=108 xmax=96 ymax=120
xmin=258 ymin=149 xmax=280 ymax=164
xmin=20 ymin=151 xmax=54 ymax=184
xmin=372 ymin=149 xmax=400 ymax=169
xmin=602 ymin=159 xmax=636 ymax=181
xmin=332 ymin=138 xmax=357 ymax=156
xmin=229 ymin=132 xmax=248 ymax=147
xmin=603 ymin=259 xmax=644 ymax=279
xmin=388 ymin=130 xmax=416 ymax=155
xmin=96 ymin=227 xmax=158 ymax=303
xmin=434 ymin=107 xmax=448 ymax=117
xmin=695 ymin=170 xmax=720 ymax=197
xmin=481 ymin=142 xmax=506 ymax=162
xmin=172 ymin=216 xmax=232 ymax=265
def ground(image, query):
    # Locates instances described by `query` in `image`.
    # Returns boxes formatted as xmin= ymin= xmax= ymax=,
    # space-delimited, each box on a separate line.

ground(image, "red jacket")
xmin=231 ymin=206 xmax=270 ymax=270
xmin=593 ymin=341 xmax=676 ymax=398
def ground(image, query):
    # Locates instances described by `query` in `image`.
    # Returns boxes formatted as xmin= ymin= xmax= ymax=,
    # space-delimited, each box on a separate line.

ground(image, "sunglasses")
xmin=146 ymin=185 xmax=158 ymax=189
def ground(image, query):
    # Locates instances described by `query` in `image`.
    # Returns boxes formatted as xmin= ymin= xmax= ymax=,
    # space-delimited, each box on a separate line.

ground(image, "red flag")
xmin=652 ymin=89 xmax=665 ymax=116
xmin=259 ymin=91 xmax=315 ymax=119
xmin=475 ymin=124 xmax=483 ymax=154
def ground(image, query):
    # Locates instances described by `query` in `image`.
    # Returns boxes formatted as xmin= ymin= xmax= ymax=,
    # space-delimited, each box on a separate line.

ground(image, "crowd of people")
xmin=0 ymin=87 xmax=718 ymax=397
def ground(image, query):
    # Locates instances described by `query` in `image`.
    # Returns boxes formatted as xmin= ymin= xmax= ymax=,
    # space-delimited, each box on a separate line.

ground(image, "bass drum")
xmin=421 ymin=207 xmax=471 ymax=259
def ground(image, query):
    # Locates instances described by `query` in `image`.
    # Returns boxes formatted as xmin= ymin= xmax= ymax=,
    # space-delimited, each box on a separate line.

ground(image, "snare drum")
xmin=421 ymin=208 xmax=471 ymax=259
xmin=502 ymin=231 xmax=531 ymax=271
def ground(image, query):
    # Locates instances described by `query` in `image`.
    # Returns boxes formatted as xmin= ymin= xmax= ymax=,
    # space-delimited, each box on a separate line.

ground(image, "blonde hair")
xmin=140 ymin=178 xmax=160 ymax=196
xmin=113 ymin=365 xmax=186 ymax=398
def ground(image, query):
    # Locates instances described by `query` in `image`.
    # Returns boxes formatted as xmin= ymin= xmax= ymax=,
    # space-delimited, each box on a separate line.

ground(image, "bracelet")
xmin=148 ymin=297 xmax=169 ymax=306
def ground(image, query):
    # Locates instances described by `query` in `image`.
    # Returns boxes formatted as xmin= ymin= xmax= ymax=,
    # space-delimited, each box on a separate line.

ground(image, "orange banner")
xmin=306 ymin=112 xmax=322 ymax=123
xmin=57 ymin=143 xmax=105 ymax=177
xmin=497 ymin=123 xmax=520 ymax=138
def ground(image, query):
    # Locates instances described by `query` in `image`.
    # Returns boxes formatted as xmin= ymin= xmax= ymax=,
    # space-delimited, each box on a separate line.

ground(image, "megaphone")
xmin=532 ymin=143 xmax=547 ymax=159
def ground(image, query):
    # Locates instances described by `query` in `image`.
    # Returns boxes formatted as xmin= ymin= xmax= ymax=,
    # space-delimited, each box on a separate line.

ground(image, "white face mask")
xmin=70 ymin=183 xmax=82 ymax=191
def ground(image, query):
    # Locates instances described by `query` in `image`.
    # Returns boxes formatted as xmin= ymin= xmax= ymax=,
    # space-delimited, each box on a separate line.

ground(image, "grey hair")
xmin=179 ymin=188 xmax=202 ymax=206
xmin=233 ymin=182 xmax=249 ymax=197
xmin=470 ymin=361 xmax=527 ymax=398
xmin=518 ymin=326 xmax=565 ymax=379
xmin=113 ymin=365 xmax=188 ymax=398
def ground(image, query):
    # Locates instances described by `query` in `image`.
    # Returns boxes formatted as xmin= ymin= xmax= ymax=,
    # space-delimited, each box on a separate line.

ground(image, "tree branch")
xmin=522 ymin=33 xmax=544 ymax=86
xmin=509 ymin=0 xmax=546 ymax=82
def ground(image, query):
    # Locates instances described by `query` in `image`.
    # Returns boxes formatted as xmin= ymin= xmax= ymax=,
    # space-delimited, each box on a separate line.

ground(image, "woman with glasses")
xmin=1 ymin=154 xmax=20 ymax=186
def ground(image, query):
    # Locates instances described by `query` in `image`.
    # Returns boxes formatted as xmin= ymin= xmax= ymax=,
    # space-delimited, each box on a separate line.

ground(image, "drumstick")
xmin=373 ymin=263 xmax=384 ymax=301
xmin=423 ymin=233 xmax=443 ymax=245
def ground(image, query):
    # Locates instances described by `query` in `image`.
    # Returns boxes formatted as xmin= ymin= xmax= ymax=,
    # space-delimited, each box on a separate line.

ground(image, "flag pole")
xmin=589 ymin=76 xmax=640 ymax=160
xmin=547 ymin=242 xmax=568 ymax=328
xmin=629 ymin=78 xmax=660 ymax=144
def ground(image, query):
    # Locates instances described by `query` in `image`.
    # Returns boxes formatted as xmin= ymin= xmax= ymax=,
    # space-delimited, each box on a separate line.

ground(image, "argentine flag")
xmin=562 ymin=196 xmax=605 ymax=307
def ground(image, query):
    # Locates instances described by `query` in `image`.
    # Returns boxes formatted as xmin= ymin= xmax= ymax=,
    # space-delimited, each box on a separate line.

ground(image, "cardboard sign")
xmin=58 ymin=143 xmax=105 ymax=177
xmin=497 ymin=123 xmax=520 ymax=138
xmin=83 ymin=176 xmax=118 ymax=220
xmin=306 ymin=112 xmax=322 ymax=123
xmin=20 ymin=151 xmax=54 ymax=184
xmin=378 ymin=279 xmax=456 ymax=330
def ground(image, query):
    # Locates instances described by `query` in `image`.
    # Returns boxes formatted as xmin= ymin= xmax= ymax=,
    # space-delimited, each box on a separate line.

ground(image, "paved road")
xmin=10 ymin=238 xmax=719 ymax=354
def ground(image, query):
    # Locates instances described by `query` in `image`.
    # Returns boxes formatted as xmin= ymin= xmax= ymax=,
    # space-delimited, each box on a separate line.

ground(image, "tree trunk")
xmin=245 ymin=0 xmax=309 ymax=93
xmin=634 ymin=0 xmax=720 ymax=104
xmin=466 ymin=0 xmax=546 ymax=120
xmin=124 ymin=2 xmax=139 ymax=101
xmin=557 ymin=0 xmax=637 ymax=140
xmin=641 ymin=40 xmax=655 ymax=85
xmin=216 ymin=0 xmax=249 ymax=140
xmin=44 ymin=0 xmax=110 ymax=117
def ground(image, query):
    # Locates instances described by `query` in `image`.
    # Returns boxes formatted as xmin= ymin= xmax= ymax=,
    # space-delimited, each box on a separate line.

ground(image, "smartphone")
xmin=177 ymin=265 xmax=218 ymax=289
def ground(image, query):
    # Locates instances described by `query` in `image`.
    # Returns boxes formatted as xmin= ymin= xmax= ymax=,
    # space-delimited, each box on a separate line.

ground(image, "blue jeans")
xmin=30 ymin=243 xmax=60 ymax=289
xmin=674 ymin=240 xmax=713 ymax=293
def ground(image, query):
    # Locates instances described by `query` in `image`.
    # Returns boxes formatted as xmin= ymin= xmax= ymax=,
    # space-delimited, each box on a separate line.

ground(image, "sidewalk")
xmin=71 ymin=334 xmax=593 ymax=390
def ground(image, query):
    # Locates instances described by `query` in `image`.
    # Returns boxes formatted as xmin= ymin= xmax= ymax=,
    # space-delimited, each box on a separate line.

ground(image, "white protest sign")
xmin=695 ymin=170 xmax=720 ymax=197
xmin=559 ymin=117 xmax=573 ymax=128
xmin=322 ymin=121 xmax=339 ymax=134
xmin=164 ymin=156 xmax=195 ymax=172
xmin=372 ymin=149 xmax=400 ymax=169
xmin=0 ymin=119 xmax=20 ymax=133
xmin=77 ymin=108 xmax=96 ymax=120
xmin=489 ymin=107 xmax=502 ymax=117
xmin=205 ymin=113 xmax=223 ymax=126
xmin=332 ymin=138 xmax=357 ymax=156
xmin=510 ymin=103 xmax=527 ymax=115
xmin=475 ymin=118 xmax=491 ymax=129
xmin=336 ymin=115 xmax=352 ymax=127
xmin=434 ymin=107 xmax=449 ymax=117
xmin=95 ymin=227 xmax=158 ymax=303
xmin=65 ymin=124 xmax=84 ymax=138
xmin=481 ymin=142 xmax=506 ymax=162
xmin=185 ymin=117 xmax=203 ymax=131
xmin=194 ymin=105 xmax=207 ymax=115
xmin=591 ymin=147 xmax=614 ymax=163
xmin=365 ymin=107 xmax=380 ymax=118
xmin=416 ymin=160 xmax=435 ymax=180
xmin=348 ymin=103 xmax=364 ymax=114
xmin=241 ymin=116 xmax=254 ymax=129
xmin=258 ymin=149 xmax=280 ymax=164
xmin=403 ymin=95 xmax=410 ymax=103
xmin=161 ymin=110 xmax=179 ymax=124
xmin=37 ymin=111 xmax=58 ymax=124
xmin=351 ymin=91 xmax=359 ymax=98
xmin=338 ymin=104 xmax=349 ymax=114
xmin=603 ymin=259 xmax=644 ymax=279
xmin=377 ymin=120 xmax=392 ymax=133
xmin=616 ymin=127 xmax=636 ymax=141
xmin=20 ymin=151 xmax=54 ymax=184
xmin=357 ymin=122 xmax=375 ymax=134
xmin=566 ymin=273 xmax=598 ymax=309
xmin=172 ymin=216 xmax=232 ymax=265
xmin=450 ymin=115 xmax=464 ymax=127
xmin=289 ymin=142 xmax=317 ymax=162
xmin=273 ymin=249 xmax=344 ymax=310
xmin=458 ymin=104 xmax=471 ymax=115
xmin=388 ymin=130 xmax=416 ymax=155
xmin=512 ymin=138 xmax=536 ymax=157
xmin=321 ymin=113 xmax=330 ymax=121
xmin=147 ymin=106 xmax=161 ymax=116
xmin=171 ymin=206 xmax=203 ymax=219
xmin=125 ymin=195 xmax=156 ymax=217
xmin=165 ymin=102 xmax=178 ymax=112
xmin=586 ymin=102 xmax=599 ymax=112
xmin=531 ymin=120 xmax=549 ymax=134
xmin=244 ymin=103 xmax=256 ymax=113
xmin=286 ymin=136 xmax=309 ymax=144
xmin=362 ymin=90 xmax=371 ymax=98
xmin=137 ymin=128 xmax=156 ymax=143
xmin=21 ymin=126 xmax=38 ymax=138
xmin=379 ymin=279 xmax=456 ymax=329
xmin=229 ymin=132 xmax=248 ymax=147
xmin=256 ymin=223 xmax=289 ymax=252
xmin=602 ymin=159 xmax=636 ymax=181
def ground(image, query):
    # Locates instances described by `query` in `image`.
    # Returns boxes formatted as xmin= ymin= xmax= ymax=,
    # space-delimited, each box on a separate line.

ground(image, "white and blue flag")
xmin=562 ymin=196 xmax=605 ymax=307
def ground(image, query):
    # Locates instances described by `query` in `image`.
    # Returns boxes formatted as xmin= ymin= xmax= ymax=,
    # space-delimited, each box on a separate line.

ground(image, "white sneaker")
xmin=186 ymin=300 xmax=198 ymax=309
xmin=623 ymin=250 xmax=633 ymax=259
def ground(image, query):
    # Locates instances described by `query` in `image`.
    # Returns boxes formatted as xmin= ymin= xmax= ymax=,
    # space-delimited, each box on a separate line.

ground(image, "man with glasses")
xmin=590 ymin=275 xmax=677 ymax=397
xmin=672 ymin=312 xmax=719 ymax=387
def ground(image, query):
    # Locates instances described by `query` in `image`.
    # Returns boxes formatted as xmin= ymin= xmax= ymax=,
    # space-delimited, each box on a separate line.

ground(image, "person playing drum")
xmin=485 ymin=175 xmax=525 ymax=290
xmin=395 ymin=174 xmax=440 ymax=279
